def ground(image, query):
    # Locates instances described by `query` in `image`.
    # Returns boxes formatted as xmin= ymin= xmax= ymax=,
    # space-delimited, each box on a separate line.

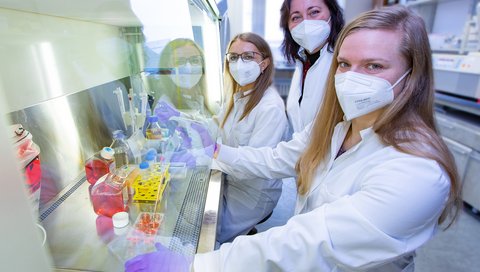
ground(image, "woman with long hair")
xmin=280 ymin=0 xmax=344 ymax=136
xmin=215 ymin=32 xmax=287 ymax=243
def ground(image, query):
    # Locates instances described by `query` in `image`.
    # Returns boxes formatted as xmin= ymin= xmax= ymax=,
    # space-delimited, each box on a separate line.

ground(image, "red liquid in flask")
xmin=91 ymin=181 xmax=125 ymax=217
xmin=85 ymin=147 xmax=115 ymax=185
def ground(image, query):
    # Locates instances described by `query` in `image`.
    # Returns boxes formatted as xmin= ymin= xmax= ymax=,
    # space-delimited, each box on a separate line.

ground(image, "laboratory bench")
xmin=39 ymin=167 xmax=222 ymax=271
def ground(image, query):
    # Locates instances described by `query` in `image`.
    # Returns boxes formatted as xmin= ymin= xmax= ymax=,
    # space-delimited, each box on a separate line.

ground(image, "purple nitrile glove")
xmin=176 ymin=126 xmax=192 ymax=149
xmin=154 ymin=100 xmax=180 ymax=123
xmin=170 ymin=149 xmax=196 ymax=168
xmin=125 ymin=243 xmax=191 ymax=272
xmin=190 ymin=122 xmax=215 ymax=157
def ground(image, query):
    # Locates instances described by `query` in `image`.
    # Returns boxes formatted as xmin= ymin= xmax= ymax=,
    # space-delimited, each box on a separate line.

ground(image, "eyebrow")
xmin=337 ymin=56 xmax=390 ymax=63
xmin=307 ymin=6 xmax=322 ymax=11
xmin=290 ymin=6 xmax=321 ymax=16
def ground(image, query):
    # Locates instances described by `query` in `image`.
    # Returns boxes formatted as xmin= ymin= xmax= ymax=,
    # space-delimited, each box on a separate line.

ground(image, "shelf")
xmin=435 ymin=92 xmax=480 ymax=117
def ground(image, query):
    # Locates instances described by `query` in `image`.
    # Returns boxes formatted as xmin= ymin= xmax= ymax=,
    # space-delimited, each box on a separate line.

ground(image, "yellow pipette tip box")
xmin=132 ymin=163 xmax=170 ymax=202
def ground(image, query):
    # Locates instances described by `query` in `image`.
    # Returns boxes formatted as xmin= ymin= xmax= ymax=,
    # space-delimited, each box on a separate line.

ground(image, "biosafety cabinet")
xmin=0 ymin=0 xmax=225 ymax=270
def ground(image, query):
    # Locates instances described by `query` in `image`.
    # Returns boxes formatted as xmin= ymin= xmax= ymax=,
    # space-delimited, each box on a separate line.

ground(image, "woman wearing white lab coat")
xmin=280 ymin=0 xmax=344 ymax=135
xmin=215 ymin=33 xmax=287 ymax=243
xmin=196 ymin=7 xmax=462 ymax=271
xmin=124 ymin=7 xmax=461 ymax=272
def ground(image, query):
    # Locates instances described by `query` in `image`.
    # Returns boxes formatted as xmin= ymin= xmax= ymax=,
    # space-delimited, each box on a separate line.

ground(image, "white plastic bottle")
xmin=111 ymin=130 xmax=130 ymax=168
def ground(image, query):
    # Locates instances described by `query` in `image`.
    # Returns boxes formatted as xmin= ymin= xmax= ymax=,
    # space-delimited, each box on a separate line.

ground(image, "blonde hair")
xmin=220 ymin=32 xmax=274 ymax=128
xmin=296 ymin=6 xmax=461 ymax=226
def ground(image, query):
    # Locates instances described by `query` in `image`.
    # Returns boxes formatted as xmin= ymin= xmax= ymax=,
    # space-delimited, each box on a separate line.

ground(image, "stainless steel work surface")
xmin=40 ymin=166 xmax=220 ymax=271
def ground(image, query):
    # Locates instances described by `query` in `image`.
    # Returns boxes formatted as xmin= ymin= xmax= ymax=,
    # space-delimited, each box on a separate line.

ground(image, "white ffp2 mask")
xmin=291 ymin=19 xmax=331 ymax=53
xmin=229 ymin=60 xmax=262 ymax=86
xmin=334 ymin=69 xmax=411 ymax=120
xmin=170 ymin=63 xmax=203 ymax=89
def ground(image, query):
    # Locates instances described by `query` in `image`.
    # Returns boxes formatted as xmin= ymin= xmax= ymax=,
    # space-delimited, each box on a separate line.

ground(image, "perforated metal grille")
xmin=39 ymin=178 xmax=86 ymax=222
xmin=169 ymin=166 xmax=210 ymax=255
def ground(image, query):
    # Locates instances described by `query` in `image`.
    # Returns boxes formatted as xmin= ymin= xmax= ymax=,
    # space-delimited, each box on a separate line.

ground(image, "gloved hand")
xmin=154 ymin=100 xmax=180 ymax=123
xmin=125 ymin=243 xmax=191 ymax=272
xmin=190 ymin=122 xmax=215 ymax=157
xmin=175 ymin=126 xmax=192 ymax=149
xmin=170 ymin=149 xmax=196 ymax=168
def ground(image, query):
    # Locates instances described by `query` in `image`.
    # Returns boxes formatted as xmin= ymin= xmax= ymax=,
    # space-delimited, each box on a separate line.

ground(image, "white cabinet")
xmin=435 ymin=111 xmax=480 ymax=210
xmin=463 ymin=151 xmax=480 ymax=210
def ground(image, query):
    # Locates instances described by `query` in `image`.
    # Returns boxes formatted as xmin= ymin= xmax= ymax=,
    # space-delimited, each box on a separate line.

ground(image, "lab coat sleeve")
xmin=247 ymin=102 xmax=287 ymax=148
xmin=194 ymin=157 xmax=450 ymax=271
xmin=214 ymin=123 xmax=312 ymax=180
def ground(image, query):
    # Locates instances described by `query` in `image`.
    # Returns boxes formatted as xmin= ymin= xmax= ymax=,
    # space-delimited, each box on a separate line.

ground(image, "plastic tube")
xmin=136 ymin=89 xmax=148 ymax=131
xmin=128 ymin=89 xmax=136 ymax=132
xmin=113 ymin=87 xmax=127 ymax=130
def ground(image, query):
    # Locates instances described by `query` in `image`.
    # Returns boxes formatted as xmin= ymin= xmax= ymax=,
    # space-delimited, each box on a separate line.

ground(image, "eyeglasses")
xmin=173 ymin=55 xmax=203 ymax=66
xmin=226 ymin=51 xmax=264 ymax=63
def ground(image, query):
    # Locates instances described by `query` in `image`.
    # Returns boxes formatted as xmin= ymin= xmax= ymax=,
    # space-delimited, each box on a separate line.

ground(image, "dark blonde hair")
xmin=220 ymin=32 xmax=274 ymax=128
xmin=296 ymin=5 xmax=461 ymax=226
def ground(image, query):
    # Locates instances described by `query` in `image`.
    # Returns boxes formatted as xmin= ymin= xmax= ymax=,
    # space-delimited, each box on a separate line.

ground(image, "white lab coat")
xmin=197 ymin=122 xmax=450 ymax=271
xmin=214 ymin=86 xmax=288 ymax=243
xmin=286 ymin=45 xmax=333 ymax=135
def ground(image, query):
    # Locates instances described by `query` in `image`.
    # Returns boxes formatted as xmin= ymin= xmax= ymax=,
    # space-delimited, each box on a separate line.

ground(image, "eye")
xmin=290 ymin=15 xmax=301 ymax=23
xmin=366 ymin=63 xmax=383 ymax=71
xmin=190 ymin=56 xmax=202 ymax=65
xmin=227 ymin=53 xmax=239 ymax=63
xmin=174 ymin=57 xmax=187 ymax=66
xmin=338 ymin=62 xmax=350 ymax=68
xmin=308 ymin=9 xmax=321 ymax=17
xmin=242 ymin=52 xmax=255 ymax=61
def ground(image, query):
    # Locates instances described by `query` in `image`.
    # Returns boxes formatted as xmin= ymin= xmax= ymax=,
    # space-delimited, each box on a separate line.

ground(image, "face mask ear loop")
xmin=391 ymin=68 xmax=412 ymax=89
xmin=258 ymin=59 xmax=266 ymax=73
xmin=326 ymin=17 xmax=331 ymax=24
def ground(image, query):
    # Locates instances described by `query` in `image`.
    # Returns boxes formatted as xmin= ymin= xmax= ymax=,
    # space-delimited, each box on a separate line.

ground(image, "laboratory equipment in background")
xmin=113 ymin=87 xmax=149 ymax=137
xmin=404 ymin=0 xmax=480 ymax=212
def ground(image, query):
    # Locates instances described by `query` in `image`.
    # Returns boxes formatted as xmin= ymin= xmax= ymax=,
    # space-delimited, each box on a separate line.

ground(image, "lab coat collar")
xmin=337 ymin=119 xmax=375 ymax=139
xmin=234 ymin=89 xmax=253 ymax=101
xmin=331 ymin=121 xmax=375 ymax=157
xmin=359 ymin=126 xmax=375 ymax=140
xmin=298 ymin=47 xmax=307 ymax=61
xmin=297 ymin=43 xmax=328 ymax=63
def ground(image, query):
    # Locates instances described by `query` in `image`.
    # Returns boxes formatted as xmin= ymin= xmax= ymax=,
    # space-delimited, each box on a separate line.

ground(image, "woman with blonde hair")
xmin=214 ymin=32 xmax=287 ymax=243
xmin=125 ymin=6 xmax=461 ymax=271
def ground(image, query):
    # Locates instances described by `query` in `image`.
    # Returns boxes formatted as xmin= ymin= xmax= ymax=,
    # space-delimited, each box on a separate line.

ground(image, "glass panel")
xmin=0 ymin=0 xmax=223 ymax=270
